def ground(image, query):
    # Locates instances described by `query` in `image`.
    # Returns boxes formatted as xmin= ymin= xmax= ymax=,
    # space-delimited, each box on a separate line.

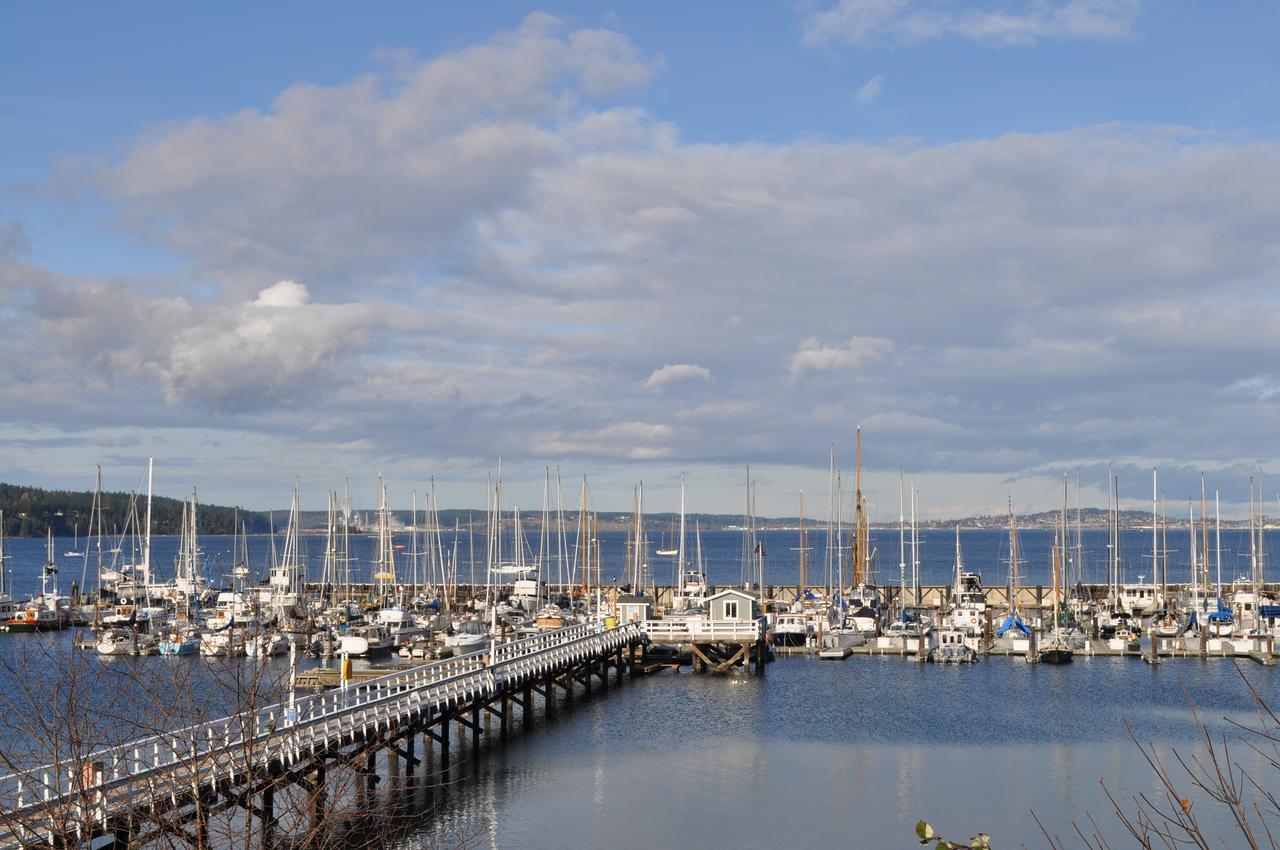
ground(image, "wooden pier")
xmin=638 ymin=618 xmax=769 ymax=675
xmin=0 ymin=622 xmax=644 ymax=849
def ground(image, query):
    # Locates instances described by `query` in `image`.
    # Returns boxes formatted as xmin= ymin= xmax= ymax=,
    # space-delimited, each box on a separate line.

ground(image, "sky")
xmin=2 ymin=1 xmax=1279 ymax=519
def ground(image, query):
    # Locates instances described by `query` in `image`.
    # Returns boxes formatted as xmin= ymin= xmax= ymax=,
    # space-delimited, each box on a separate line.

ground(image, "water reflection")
xmin=381 ymin=657 xmax=1275 ymax=848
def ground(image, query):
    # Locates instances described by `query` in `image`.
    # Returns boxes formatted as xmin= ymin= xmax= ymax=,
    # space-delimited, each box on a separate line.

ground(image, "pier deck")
xmin=0 ymin=622 xmax=644 ymax=849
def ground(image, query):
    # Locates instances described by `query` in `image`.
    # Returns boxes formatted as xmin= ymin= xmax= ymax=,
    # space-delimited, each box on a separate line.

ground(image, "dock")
xmin=0 ymin=622 xmax=644 ymax=849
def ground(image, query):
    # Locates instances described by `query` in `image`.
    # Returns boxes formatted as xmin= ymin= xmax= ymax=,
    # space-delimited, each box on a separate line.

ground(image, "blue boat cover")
xmin=1208 ymin=598 xmax=1234 ymax=622
xmin=996 ymin=613 xmax=1031 ymax=637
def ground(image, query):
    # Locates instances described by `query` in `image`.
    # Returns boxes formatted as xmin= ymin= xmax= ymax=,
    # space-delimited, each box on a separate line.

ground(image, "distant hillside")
xmin=1 ymin=483 xmax=1251 ymax=538
xmin=0 ymin=483 xmax=271 ymax=537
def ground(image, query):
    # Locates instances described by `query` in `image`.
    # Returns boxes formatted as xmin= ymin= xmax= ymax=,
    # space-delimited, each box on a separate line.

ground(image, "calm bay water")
xmin=410 ymin=654 xmax=1275 ymax=848
xmin=1 ymin=528 xmax=1277 ymax=847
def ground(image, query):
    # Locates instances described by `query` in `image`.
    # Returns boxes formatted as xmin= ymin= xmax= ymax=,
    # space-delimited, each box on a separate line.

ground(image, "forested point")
xmin=0 ymin=483 xmax=271 ymax=537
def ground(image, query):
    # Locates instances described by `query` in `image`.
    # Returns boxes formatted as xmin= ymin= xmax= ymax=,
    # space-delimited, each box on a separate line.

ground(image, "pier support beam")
xmin=260 ymin=785 xmax=275 ymax=847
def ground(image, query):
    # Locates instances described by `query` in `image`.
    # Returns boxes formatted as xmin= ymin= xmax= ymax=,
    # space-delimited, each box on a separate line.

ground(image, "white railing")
xmin=641 ymin=618 xmax=763 ymax=643
xmin=0 ymin=621 xmax=640 ymax=834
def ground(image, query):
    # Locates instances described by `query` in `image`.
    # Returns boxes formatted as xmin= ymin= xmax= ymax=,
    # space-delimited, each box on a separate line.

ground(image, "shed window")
xmin=724 ymin=600 xmax=739 ymax=619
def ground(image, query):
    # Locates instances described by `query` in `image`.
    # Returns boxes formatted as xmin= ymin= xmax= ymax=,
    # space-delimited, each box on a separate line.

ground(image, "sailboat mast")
xmin=853 ymin=428 xmax=865 ymax=587
xmin=1200 ymin=475 xmax=1209 ymax=596
xmin=897 ymin=470 xmax=906 ymax=614
xmin=1151 ymin=469 xmax=1158 ymax=592
xmin=677 ymin=474 xmax=687 ymax=598
xmin=1214 ymin=490 xmax=1223 ymax=595
xmin=142 ymin=456 xmax=154 ymax=589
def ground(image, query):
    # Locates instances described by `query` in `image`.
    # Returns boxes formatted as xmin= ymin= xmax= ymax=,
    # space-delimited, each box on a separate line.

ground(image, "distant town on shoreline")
xmin=1 ymin=482 xmax=1269 ymax=537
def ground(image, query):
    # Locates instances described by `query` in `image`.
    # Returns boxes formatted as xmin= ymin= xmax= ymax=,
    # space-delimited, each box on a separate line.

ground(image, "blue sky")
xmin=2 ymin=1 xmax=1279 ymax=517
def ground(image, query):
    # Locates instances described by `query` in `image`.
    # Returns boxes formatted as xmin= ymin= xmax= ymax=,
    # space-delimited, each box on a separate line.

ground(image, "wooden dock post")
xmin=439 ymin=715 xmax=451 ymax=781
xmin=1027 ymin=626 xmax=1038 ymax=663
xmin=524 ymin=684 xmax=535 ymax=731
xmin=260 ymin=785 xmax=275 ymax=846
xmin=983 ymin=609 xmax=993 ymax=653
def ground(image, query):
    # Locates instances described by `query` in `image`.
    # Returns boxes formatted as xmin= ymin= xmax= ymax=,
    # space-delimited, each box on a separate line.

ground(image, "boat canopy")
xmin=1208 ymin=598 xmax=1234 ymax=622
xmin=995 ymin=613 xmax=1031 ymax=637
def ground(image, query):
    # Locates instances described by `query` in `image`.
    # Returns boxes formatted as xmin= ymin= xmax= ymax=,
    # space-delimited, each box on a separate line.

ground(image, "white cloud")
xmin=1226 ymin=375 xmax=1280 ymax=402
xmin=7 ymin=15 xmax=1280 ymax=514
xmin=253 ymin=279 xmax=310 ymax=307
xmin=789 ymin=336 xmax=894 ymax=381
xmin=806 ymin=0 xmax=1142 ymax=47
xmin=855 ymin=75 xmax=885 ymax=105
xmin=643 ymin=363 xmax=713 ymax=390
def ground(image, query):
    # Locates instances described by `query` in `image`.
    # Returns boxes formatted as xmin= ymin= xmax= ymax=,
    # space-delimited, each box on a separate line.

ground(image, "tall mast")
xmin=342 ymin=479 xmax=351 ymax=600
xmin=1151 ymin=468 xmax=1158 ymax=591
xmin=910 ymin=481 xmax=920 ymax=604
xmin=953 ymin=523 xmax=962 ymax=599
xmin=677 ymin=474 xmax=687 ymax=597
xmin=797 ymin=491 xmax=808 ymax=593
xmin=853 ymin=428 xmax=865 ymax=588
xmin=897 ymin=470 xmax=906 ymax=614
xmin=1249 ymin=476 xmax=1257 ymax=587
xmin=1200 ymin=474 xmax=1209 ymax=596
xmin=142 ymin=456 xmax=154 ymax=588
xmin=1214 ymin=489 xmax=1223 ymax=597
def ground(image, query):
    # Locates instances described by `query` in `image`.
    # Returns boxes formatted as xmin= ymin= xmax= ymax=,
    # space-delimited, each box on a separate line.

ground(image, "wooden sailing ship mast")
xmin=851 ymin=428 xmax=869 ymax=588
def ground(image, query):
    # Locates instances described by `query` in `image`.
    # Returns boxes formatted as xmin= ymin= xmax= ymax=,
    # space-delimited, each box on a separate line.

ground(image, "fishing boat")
xmin=5 ymin=530 xmax=69 ymax=632
xmin=948 ymin=527 xmax=987 ymax=636
xmin=929 ymin=627 xmax=977 ymax=663
xmin=773 ymin=610 xmax=812 ymax=647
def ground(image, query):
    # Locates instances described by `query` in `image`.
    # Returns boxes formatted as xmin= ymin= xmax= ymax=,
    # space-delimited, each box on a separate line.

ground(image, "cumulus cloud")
xmin=805 ymin=0 xmax=1143 ymax=47
xmin=643 ymin=363 xmax=713 ymax=390
xmin=7 ymin=15 xmax=1280 ymax=513
xmin=789 ymin=336 xmax=894 ymax=381
xmin=24 ymin=274 xmax=382 ymax=414
xmin=94 ymin=13 xmax=662 ymax=293
xmin=854 ymin=75 xmax=885 ymax=105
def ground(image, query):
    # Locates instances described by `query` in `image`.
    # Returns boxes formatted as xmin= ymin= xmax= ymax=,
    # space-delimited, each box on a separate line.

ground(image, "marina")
xmin=0 ymin=469 xmax=1277 ymax=848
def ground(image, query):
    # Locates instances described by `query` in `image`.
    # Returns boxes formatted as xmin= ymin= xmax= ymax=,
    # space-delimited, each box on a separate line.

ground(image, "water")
xmin=411 ymin=655 xmax=1276 ymax=848
xmin=1 ymin=529 xmax=1277 ymax=847
xmin=3 ymin=526 xmax=1276 ymax=598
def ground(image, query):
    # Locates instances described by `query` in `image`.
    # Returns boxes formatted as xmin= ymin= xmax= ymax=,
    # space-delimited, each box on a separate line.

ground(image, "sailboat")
xmin=847 ymin=429 xmax=883 ymax=635
xmin=994 ymin=497 xmax=1032 ymax=650
xmin=1034 ymin=478 xmax=1075 ymax=665
xmin=64 ymin=523 xmax=83 ymax=558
